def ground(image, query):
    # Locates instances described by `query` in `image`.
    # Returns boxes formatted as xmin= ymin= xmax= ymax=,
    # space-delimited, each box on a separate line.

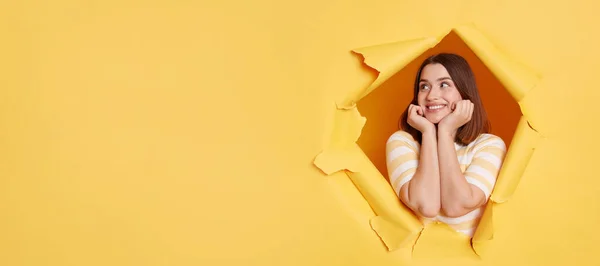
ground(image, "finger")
xmin=470 ymin=102 xmax=474 ymax=119
xmin=416 ymin=106 xmax=423 ymax=116
xmin=465 ymin=102 xmax=471 ymax=117
xmin=466 ymin=102 xmax=473 ymax=120
xmin=458 ymin=101 xmax=466 ymax=112
xmin=406 ymin=106 xmax=414 ymax=125
xmin=455 ymin=101 xmax=467 ymax=119
xmin=454 ymin=101 xmax=463 ymax=113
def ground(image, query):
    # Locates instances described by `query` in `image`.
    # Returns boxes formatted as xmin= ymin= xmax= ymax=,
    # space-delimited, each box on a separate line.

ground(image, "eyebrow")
xmin=419 ymin=77 xmax=452 ymax=82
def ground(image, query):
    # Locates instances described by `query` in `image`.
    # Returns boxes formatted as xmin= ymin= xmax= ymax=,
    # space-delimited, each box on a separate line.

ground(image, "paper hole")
xmin=356 ymin=30 xmax=522 ymax=182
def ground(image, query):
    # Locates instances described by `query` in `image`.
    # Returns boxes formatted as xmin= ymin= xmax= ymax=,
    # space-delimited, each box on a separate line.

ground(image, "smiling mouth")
xmin=426 ymin=104 xmax=446 ymax=111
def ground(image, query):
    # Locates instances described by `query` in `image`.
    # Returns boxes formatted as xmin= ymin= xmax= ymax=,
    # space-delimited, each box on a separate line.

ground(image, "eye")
xmin=419 ymin=84 xmax=430 ymax=90
xmin=441 ymin=82 xmax=450 ymax=88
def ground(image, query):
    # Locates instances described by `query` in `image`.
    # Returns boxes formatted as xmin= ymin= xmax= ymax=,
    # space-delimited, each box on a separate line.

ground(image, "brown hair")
xmin=399 ymin=53 xmax=490 ymax=145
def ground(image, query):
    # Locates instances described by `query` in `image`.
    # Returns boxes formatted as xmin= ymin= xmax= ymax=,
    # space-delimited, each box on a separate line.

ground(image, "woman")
xmin=386 ymin=53 xmax=507 ymax=237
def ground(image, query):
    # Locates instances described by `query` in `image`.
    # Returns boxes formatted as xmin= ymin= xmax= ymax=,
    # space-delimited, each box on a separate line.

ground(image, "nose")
xmin=426 ymin=87 xmax=441 ymax=101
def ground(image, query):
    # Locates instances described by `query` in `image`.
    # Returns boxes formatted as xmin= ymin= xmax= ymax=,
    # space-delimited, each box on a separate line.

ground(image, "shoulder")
xmin=386 ymin=130 xmax=419 ymax=149
xmin=387 ymin=130 xmax=416 ymax=143
xmin=471 ymin=133 xmax=507 ymax=153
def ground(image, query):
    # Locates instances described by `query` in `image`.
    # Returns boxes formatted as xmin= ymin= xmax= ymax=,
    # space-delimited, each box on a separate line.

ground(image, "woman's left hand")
xmin=438 ymin=100 xmax=474 ymax=134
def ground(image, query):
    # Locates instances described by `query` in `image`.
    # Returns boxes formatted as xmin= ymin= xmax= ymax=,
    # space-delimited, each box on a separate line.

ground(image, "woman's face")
xmin=417 ymin=63 xmax=463 ymax=124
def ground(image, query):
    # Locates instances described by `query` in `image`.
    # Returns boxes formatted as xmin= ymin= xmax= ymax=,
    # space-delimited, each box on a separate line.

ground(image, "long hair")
xmin=399 ymin=53 xmax=490 ymax=145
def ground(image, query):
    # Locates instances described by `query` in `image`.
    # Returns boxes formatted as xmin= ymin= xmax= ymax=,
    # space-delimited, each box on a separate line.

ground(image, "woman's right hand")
xmin=407 ymin=104 xmax=434 ymax=133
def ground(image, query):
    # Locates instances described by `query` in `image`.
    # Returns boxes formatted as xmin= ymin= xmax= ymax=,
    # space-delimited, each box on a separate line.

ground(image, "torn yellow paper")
xmin=369 ymin=215 xmax=420 ymax=250
xmin=338 ymin=37 xmax=441 ymax=109
xmin=316 ymin=24 xmax=542 ymax=255
xmin=313 ymin=147 xmax=362 ymax=174
xmin=315 ymin=105 xmax=423 ymax=250
xmin=454 ymin=24 xmax=541 ymax=102
xmin=515 ymin=82 xmax=552 ymax=136
xmin=346 ymin=152 xmax=423 ymax=250
xmin=412 ymin=223 xmax=477 ymax=259
xmin=314 ymin=107 xmax=366 ymax=174
xmin=491 ymin=117 xmax=541 ymax=203
xmin=471 ymin=201 xmax=495 ymax=257
xmin=327 ymin=107 xmax=367 ymax=148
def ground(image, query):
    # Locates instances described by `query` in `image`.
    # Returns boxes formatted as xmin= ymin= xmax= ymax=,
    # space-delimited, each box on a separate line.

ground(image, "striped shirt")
xmin=386 ymin=130 xmax=507 ymax=237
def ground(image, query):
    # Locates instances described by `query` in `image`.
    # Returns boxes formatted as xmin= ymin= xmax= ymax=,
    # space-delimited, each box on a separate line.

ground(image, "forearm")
xmin=402 ymin=129 xmax=440 ymax=218
xmin=437 ymin=130 xmax=481 ymax=217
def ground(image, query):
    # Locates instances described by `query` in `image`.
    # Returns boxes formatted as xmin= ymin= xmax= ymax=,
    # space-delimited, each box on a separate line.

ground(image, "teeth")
xmin=428 ymin=105 xmax=445 ymax=110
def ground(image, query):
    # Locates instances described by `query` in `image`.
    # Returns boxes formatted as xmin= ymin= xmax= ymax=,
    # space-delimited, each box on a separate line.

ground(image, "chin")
xmin=425 ymin=114 xmax=446 ymax=124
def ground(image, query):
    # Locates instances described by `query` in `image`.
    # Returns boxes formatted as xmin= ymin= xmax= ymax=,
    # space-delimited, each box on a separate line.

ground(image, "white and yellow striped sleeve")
xmin=464 ymin=135 xmax=507 ymax=200
xmin=386 ymin=131 xmax=420 ymax=197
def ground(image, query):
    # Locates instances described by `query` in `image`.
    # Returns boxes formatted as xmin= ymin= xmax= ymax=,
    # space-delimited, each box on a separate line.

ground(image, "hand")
xmin=438 ymin=100 xmax=474 ymax=134
xmin=407 ymin=104 xmax=434 ymax=133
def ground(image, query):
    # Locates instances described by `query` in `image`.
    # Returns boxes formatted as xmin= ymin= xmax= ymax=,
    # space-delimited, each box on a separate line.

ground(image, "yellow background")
xmin=1 ymin=1 xmax=599 ymax=265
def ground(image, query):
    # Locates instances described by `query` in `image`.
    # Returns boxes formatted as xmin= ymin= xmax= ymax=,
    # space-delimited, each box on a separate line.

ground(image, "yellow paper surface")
xmin=3 ymin=1 xmax=600 ymax=266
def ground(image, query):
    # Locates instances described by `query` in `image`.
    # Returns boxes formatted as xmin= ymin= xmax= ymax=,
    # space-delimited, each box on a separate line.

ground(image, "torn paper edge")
xmin=313 ymin=107 xmax=366 ymax=175
xmin=337 ymin=35 xmax=443 ymax=110
xmin=313 ymin=23 xmax=543 ymax=256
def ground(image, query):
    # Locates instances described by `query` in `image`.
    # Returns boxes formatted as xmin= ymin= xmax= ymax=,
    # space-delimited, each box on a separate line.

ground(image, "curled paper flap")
xmin=370 ymin=216 xmax=421 ymax=250
xmin=491 ymin=116 xmax=541 ymax=203
xmin=453 ymin=25 xmax=541 ymax=102
xmin=471 ymin=203 xmax=495 ymax=257
xmin=515 ymin=83 xmax=549 ymax=137
xmin=338 ymin=36 xmax=441 ymax=109
xmin=313 ymin=146 xmax=363 ymax=175
xmin=314 ymin=108 xmax=366 ymax=174
xmin=346 ymin=155 xmax=423 ymax=250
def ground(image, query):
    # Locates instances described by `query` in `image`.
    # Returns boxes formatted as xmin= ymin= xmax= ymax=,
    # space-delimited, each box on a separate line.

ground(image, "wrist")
xmin=437 ymin=126 xmax=456 ymax=139
xmin=422 ymin=125 xmax=436 ymax=136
